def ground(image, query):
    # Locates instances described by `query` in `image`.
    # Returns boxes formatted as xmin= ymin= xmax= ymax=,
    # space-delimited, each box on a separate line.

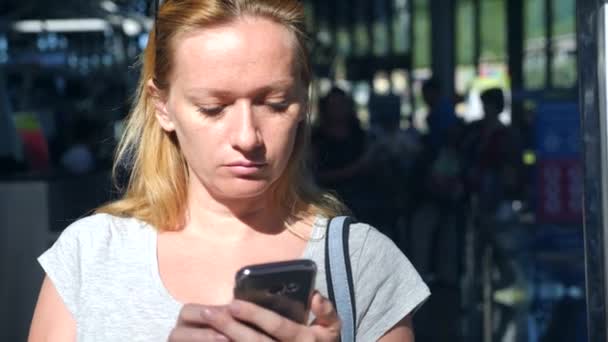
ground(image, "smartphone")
xmin=233 ymin=259 xmax=317 ymax=324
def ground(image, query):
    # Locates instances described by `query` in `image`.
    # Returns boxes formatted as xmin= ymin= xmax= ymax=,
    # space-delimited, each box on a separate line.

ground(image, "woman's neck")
xmin=180 ymin=180 xmax=287 ymax=243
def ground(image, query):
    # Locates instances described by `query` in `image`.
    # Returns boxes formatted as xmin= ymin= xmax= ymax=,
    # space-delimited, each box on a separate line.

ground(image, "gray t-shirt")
xmin=39 ymin=213 xmax=430 ymax=341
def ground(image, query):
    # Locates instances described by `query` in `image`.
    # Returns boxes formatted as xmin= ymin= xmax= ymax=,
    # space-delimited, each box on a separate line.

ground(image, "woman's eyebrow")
xmin=184 ymin=80 xmax=295 ymax=98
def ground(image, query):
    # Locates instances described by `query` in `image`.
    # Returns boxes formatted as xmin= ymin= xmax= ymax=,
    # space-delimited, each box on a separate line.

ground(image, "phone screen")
xmin=233 ymin=259 xmax=317 ymax=324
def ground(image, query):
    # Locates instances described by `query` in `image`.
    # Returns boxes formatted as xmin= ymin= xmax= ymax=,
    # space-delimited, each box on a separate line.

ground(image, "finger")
xmin=168 ymin=326 xmax=229 ymax=342
xmin=178 ymin=303 xmax=231 ymax=328
xmin=178 ymin=304 xmax=212 ymax=326
xmin=228 ymin=300 xmax=303 ymax=340
xmin=200 ymin=305 xmax=276 ymax=342
xmin=310 ymin=293 xmax=340 ymax=330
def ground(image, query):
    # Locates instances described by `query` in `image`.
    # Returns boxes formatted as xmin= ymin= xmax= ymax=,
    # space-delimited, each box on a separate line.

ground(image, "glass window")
xmin=456 ymin=0 xmax=475 ymax=66
xmin=413 ymin=0 xmax=430 ymax=68
xmin=372 ymin=0 xmax=390 ymax=57
xmin=314 ymin=2 xmax=332 ymax=47
xmin=353 ymin=0 xmax=371 ymax=56
xmin=336 ymin=27 xmax=351 ymax=57
xmin=524 ymin=0 xmax=546 ymax=89
xmin=392 ymin=0 xmax=410 ymax=55
xmin=480 ymin=0 xmax=506 ymax=63
xmin=456 ymin=0 xmax=476 ymax=95
xmin=551 ymin=0 xmax=576 ymax=88
xmin=336 ymin=0 xmax=352 ymax=56
xmin=302 ymin=1 xmax=315 ymax=35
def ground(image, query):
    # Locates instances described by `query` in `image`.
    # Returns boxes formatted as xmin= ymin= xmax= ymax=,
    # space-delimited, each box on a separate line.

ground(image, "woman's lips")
xmin=224 ymin=161 xmax=267 ymax=176
xmin=226 ymin=161 xmax=266 ymax=167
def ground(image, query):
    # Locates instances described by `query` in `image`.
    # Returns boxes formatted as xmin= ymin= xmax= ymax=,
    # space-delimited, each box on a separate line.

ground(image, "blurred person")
xmin=421 ymin=78 xmax=460 ymax=151
xmin=368 ymin=94 xmax=422 ymax=171
xmin=310 ymin=87 xmax=374 ymax=220
xmin=311 ymin=87 xmax=368 ymax=187
xmin=407 ymin=78 xmax=466 ymax=284
xmin=28 ymin=1 xmax=429 ymax=341
xmin=310 ymin=88 xmax=402 ymax=239
xmin=407 ymin=123 xmax=466 ymax=285
xmin=367 ymin=94 xmax=423 ymax=244
xmin=462 ymin=87 xmax=520 ymax=215
xmin=412 ymin=77 xmax=464 ymax=205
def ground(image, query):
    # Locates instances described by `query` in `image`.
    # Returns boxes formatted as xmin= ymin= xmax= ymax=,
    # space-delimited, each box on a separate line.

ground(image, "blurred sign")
xmin=535 ymin=103 xmax=580 ymax=158
xmin=14 ymin=112 xmax=49 ymax=171
xmin=535 ymin=102 xmax=582 ymax=223
xmin=537 ymin=160 xmax=582 ymax=222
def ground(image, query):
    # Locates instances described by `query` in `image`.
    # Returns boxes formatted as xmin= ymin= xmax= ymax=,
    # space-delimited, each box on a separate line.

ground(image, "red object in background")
xmin=20 ymin=129 xmax=50 ymax=171
xmin=537 ymin=159 xmax=582 ymax=223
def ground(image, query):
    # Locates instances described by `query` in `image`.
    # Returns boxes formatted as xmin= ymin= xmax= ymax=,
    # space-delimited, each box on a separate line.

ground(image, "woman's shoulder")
xmin=57 ymin=213 xmax=152 ymax=250
xmin=322 ymin=216 xmax=426 ymax=278
xmin=38 ymin=214 xmax=158 ymax=323
xmin=308 ymin=218 xmax=428 ymax=340
xmin=63 ymin=212 xmax=148 ymax=232
xmin=314 ymin=216 xmax=391 ymax=251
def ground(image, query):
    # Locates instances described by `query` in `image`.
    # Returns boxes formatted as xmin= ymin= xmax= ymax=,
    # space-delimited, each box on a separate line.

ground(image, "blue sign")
xmin=535 ymin=102 xmax=580 ymax=158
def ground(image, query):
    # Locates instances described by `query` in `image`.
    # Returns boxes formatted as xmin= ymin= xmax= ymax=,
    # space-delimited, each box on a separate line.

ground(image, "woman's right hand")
xmin=199 ymin=292 xmax=341 ymax=342
xmin=169 ymin=292 xmax=340 ymax=342
xmin=168 ymin=304 xmax=229 ymax=341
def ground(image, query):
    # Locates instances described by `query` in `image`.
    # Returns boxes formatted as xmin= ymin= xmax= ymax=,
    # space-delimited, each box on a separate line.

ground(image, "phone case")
xmin=233 ymin=259 xmax=317 ymax=324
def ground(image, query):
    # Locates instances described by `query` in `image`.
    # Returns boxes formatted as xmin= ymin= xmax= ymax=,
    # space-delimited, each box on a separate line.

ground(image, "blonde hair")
xmin=96 ymin=0 xmax=347 ymax=231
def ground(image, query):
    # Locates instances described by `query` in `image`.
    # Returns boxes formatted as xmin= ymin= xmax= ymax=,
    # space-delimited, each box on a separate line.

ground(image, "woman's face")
xmin=154 ymin=17 xmax=305 ymax=201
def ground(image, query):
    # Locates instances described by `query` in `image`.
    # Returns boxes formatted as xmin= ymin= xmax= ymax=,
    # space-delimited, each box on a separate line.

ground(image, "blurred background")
xmin=0 ymin=0 xmax=587 ymax=341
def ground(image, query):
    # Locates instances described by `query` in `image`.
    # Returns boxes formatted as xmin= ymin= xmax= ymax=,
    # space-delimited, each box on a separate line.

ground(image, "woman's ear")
xmin=147 ymin=79 xmax=175 ymax=132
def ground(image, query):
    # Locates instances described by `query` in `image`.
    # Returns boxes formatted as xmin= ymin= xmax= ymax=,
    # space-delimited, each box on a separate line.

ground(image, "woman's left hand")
xmin=199 ymin=292 xmax=341 ymax=341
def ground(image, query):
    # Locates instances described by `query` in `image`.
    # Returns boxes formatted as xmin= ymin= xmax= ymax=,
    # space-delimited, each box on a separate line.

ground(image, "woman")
xmin=29 ymin=1 xmax=429 ymax=341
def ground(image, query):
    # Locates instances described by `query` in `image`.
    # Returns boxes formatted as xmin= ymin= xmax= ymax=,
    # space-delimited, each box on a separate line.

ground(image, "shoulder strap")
xmin=325 ymin=216 xmax=356 ymax=342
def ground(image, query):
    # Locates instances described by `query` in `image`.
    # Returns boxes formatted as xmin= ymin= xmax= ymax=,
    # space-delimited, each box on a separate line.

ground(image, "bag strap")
xmin=325 ymin=216 xmax=356 ymax=342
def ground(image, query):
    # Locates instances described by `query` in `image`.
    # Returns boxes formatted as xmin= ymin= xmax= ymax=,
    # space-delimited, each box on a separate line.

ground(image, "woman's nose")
xmin=230 ymin=101 xmax=263 ymax=152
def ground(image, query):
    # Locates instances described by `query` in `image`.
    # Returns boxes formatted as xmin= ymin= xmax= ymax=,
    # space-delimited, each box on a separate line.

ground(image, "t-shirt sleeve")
xmin=37 ymin=215 xmax=104 ymax=318
xmin=353 ymin=226 xmax=430 ymax=341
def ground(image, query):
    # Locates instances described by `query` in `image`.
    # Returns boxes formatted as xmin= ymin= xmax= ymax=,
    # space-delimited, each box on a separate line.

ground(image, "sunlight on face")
xmin=156 ymin=17 xmax=305 ymax=202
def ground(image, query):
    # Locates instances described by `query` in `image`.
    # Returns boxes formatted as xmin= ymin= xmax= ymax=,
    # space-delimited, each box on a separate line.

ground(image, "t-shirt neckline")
xmin=147 ymin=216 xmax=325 ymax=305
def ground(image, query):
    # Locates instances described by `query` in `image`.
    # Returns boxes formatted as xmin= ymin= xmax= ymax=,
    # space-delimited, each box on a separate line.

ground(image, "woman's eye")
xmin=267 ymin=101 xmax=290 ymax=112
xmin=197 ymin=105 xmax=225 ymax=116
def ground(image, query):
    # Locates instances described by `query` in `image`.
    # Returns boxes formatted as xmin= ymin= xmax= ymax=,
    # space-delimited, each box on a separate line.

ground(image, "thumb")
xmin=310 ymin=291 xmax=341 ymax=330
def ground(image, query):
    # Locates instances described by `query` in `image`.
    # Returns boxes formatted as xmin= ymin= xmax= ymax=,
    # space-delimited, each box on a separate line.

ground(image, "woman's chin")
xmin=213 ymin=179 xmax=274 ymax=201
